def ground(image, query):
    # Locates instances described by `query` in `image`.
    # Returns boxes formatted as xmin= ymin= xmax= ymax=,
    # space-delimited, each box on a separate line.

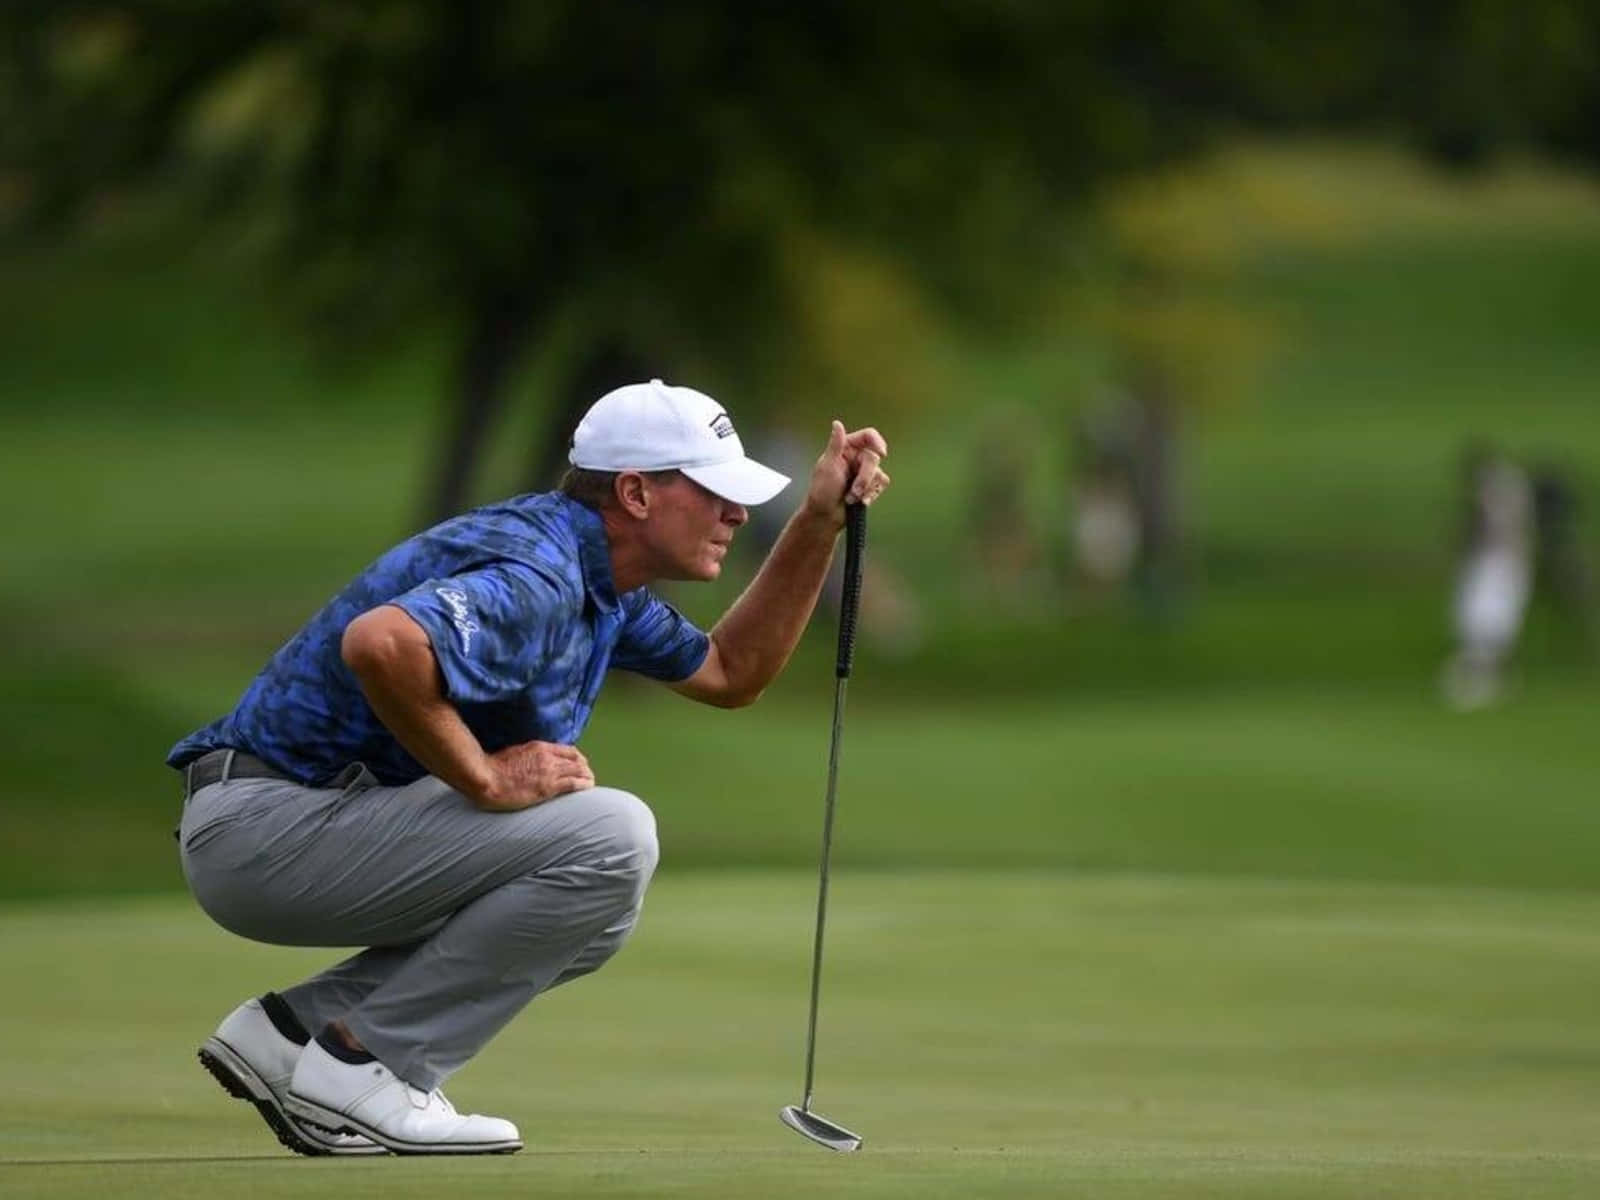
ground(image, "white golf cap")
xmin=568 ymin=379 xmax=791 ymax=506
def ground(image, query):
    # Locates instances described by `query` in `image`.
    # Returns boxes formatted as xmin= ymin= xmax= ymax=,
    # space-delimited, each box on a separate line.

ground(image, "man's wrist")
xmin=794 ymin=503 xmax=845 ymax=537
xmin=456 ymin=756 xmax=502 ymax=808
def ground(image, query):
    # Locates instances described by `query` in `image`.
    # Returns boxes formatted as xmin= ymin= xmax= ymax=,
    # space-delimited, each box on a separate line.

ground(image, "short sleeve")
xmin=611 ymin=590 xmax=711 ymax=682
xmin=391 ymin=564 xmax=564 ymax=704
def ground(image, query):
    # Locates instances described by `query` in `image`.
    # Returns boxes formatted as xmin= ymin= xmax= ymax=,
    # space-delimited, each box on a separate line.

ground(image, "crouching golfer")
xmin=167 ymin=380 xmax=890 ymax=1155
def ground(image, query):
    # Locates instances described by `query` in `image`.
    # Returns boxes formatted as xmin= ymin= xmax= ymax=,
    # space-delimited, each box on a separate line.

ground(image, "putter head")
xmin=779 ymin=1104 xmax=863 ymax=1152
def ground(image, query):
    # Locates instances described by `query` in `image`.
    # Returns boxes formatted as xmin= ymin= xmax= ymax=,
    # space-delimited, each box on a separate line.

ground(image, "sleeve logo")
xmin=435 ymin=587 xmax=480 ymax=654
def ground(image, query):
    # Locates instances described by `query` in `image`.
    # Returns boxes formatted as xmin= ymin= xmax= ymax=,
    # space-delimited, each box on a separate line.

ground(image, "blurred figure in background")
xmin=1062 ymin=369 xmax=1185 ymax=624
xmin=966 ymin=429 xmax=1044 ymax=617
xmin=1068 ymin=404 xmax=1141 ymax=593
xmin=1442 ymin=444 xmax=1534 ymax=709
xmin=1531 ymin=464 xmax=1598 ymax=658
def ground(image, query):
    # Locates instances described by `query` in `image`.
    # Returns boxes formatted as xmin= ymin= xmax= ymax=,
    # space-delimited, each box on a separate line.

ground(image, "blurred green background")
xmin=4 ymin=5 xmax=1600 ymax=1196
xmin=5 ymin=144 xmax=1597 ymax=898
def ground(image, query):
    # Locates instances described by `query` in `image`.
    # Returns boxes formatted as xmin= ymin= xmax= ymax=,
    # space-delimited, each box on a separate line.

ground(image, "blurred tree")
xmin=4 ymin=1 xmax=1596 ymax=520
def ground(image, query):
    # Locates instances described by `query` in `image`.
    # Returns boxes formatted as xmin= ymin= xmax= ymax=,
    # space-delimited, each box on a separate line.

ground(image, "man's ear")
xmin=614 ymin=471 xmax=651 ymax=519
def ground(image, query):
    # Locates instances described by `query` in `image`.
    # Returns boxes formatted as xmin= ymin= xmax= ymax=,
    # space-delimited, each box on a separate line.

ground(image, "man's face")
xmin=643 ymin=473 xmax=748 ymax=581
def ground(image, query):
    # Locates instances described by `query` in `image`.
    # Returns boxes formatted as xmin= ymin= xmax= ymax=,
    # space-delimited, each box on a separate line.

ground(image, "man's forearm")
xmin=357 ymin=664 xmax=499 ymax=803
xmin=709 ymin=508 xmax=841 ymax=701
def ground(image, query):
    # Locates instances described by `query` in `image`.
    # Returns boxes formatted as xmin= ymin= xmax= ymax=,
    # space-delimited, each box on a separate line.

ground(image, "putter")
xmin=779 ymin=500 xmax=867 ymax=1154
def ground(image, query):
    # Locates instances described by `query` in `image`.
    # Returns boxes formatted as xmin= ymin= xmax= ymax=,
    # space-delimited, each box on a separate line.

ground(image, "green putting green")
xmin=4 ymin=871 xmax=1600 ymax=1198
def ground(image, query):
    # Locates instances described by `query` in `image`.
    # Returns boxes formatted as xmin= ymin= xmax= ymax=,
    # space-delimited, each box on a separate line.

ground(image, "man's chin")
xmin=665 ymin=560 xmax=722 ymax=583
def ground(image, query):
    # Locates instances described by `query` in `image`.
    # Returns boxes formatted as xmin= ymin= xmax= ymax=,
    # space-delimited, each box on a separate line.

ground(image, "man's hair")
xmin=558 ymin=466 xmax=681 ymax=510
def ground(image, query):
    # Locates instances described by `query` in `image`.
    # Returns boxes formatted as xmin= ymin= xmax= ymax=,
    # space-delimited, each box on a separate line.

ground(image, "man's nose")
xmin=723 ymin=502 xmax=748 ymax=527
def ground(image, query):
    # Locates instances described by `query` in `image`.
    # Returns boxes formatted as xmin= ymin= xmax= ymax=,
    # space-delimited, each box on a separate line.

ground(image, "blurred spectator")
xmin=1066 ymin=376 xmax=1183 ymax=625
xmin=1125 ymin=365 xmax=1184 ymax=624
xmin=1442 ymin=445 xmax=1534 ymax=709
xmin=966 ymin=429 xmax=1044 ymax=616
xmin=1069 ymin=403 xmax=1141 ymax=589
xmin=1531 ymin=464 xmax=1598 ymax=656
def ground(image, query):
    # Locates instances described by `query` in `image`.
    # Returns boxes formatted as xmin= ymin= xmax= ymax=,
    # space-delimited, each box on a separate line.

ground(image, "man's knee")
xmin=580 ymin=787 xmax=660 ymax=881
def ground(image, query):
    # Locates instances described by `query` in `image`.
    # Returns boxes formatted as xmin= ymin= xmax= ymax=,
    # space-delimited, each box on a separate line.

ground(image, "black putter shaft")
xmin=793 ymin=501 xmax=866 ymax=1139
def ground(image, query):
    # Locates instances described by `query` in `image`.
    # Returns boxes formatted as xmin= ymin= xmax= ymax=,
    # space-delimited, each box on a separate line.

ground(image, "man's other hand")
xmin=478 ymin=741 xmax=596 ymax=811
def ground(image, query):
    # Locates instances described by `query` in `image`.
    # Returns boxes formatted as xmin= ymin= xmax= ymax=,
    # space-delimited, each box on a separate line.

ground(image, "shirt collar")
xmin=558 ymin=494 xmax=621 ymax=614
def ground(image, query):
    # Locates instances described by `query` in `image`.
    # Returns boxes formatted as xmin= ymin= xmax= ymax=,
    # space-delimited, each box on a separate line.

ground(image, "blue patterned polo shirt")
xmin=166 ymin=493 xmax=710 ymax=785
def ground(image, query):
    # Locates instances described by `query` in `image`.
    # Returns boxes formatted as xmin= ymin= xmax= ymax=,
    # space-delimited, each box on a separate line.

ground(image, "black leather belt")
xmin=184 ymin=749 xmax=295 ymax=795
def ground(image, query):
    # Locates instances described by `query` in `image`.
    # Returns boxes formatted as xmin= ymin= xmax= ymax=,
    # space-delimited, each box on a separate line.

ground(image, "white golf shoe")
xmin=286 ymin=1038 xmax=523 ymax=1155
xmin=199 ymin=998 xmax=387 ymax=1156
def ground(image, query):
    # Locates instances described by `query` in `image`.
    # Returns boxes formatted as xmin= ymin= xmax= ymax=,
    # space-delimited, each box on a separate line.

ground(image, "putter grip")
xmin=836 ymin=502 xmax=867 ymax=678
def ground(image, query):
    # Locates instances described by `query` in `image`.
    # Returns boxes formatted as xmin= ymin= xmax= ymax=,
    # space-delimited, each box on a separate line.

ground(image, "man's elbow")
xmin=710 ymin=656 xmax=766 ymax=708
xmin=685 ymin=667 xmax=764 ymax=709
xmin=712 ymin=683 xmax=764 ymax=709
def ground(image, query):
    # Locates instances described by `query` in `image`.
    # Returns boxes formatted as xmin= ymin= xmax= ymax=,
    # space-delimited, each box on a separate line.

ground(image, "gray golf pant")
xmin=178 ymin=765 xmax=658 ymax=1090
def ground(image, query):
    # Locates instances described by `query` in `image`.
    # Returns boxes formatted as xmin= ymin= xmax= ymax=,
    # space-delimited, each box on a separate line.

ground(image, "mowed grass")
xmin=584 ymin=683 xmax=1600 ymax=888
xmin=4 ymin=873 xmax=1600 ymax=1199
xmin=6 ymin=680 xmax=1600 ymax=900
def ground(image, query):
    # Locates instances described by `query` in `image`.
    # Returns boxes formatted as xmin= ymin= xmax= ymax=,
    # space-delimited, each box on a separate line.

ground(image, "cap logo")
xmin=708 ymin=411 xmax=736 ymax=440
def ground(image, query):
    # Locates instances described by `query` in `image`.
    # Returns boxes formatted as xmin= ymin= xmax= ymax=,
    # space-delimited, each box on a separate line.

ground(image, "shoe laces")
xmin=404 ymin=1084 xmax=458 ymax=1116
